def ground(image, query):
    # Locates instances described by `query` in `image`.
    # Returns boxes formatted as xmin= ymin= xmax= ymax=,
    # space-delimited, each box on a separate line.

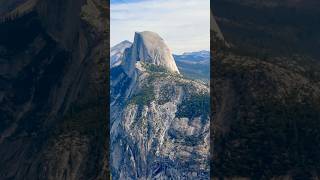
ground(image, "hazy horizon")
xmin=111 ymin=38 xmax=210 ymax=55
xmin=110 ymin=0 xmax=210 ymax=54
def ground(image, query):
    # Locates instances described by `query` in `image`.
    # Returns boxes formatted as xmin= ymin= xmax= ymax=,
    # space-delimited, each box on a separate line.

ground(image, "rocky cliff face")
xmin=0 ymin=0 xmax=109 ymax=179
xmin=211 ymin=2 xmax=320 ymax=179
xmin=111 ymin=40 xmax=132 ymax=68
xmin=212 ymin=0 xmax=320 ymax=57
xmin=111 ymin=41 xmax=210 ymax=82
xmin=110 ymin=32 xmax=210 ymax=179
xmin=121 ymin=31 xmax=180 ymax=76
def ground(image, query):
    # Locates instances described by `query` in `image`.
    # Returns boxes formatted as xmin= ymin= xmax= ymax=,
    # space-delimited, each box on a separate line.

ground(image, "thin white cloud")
xmin=111 ymin=0 xmax=210 ymax=54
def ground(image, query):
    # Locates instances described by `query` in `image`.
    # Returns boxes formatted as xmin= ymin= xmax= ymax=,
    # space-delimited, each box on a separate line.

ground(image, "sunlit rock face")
xmin=122 ymin=31 xmax=180 ymax=76
xmin=110 ymin=31 xmax=210 ymax=179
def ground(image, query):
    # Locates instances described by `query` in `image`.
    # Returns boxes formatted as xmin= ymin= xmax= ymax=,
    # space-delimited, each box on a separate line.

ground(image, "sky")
xmin=111 ymin=0 xmax=210 ymax=54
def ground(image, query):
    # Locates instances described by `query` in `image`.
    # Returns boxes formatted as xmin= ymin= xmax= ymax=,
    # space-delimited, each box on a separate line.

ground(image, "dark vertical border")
xmin=106 ymin=0 xmax=111 ymax=178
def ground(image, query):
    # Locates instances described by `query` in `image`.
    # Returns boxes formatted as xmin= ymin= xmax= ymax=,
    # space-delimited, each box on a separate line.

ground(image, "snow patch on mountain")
xmin=110 ymin=40 xmax=132 ymax=67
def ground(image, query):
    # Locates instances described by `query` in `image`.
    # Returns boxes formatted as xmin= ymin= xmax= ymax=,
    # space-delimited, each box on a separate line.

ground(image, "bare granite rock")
xmin=122 ymin=31 xmax=180 ymax=76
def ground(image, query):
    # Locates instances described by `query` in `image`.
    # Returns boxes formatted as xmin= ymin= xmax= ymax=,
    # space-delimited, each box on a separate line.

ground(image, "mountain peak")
xmin=110 ymin=40 xmax=132 ymax=67
xmin=122 ymin=31 xmax=180 ymax=75
xmin=111 ymin=40 xmax=132 ymax=52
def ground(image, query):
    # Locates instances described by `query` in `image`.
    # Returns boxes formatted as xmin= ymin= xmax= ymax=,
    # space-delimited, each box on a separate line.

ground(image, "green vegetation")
xmin=176 ymin=93 xmax=210 ymax=119
xmin=211 ymin=2 xmax=320 ymax=178
xmin=146 ymin=72 xmax=167 ymax=84
xmin=142 ymin=63 xmax=181 ymax=78
xmin=213 ymin=95 xmax=320 ymax=179
xmin=212 ymin=52 xmax=320 ymax=178
xmin=129 ymin=85 xmax=155 ymax=106
xmin=128 ymin=66 xmax=179 ymax=106
xmin=143 ymin=63 xmax=169 ymax=73
xmin=158 ymin=85 xmax=175 ymax=105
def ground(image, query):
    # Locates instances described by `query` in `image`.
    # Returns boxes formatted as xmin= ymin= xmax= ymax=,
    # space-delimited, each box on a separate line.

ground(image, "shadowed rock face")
xmin=211 ymin=2 xmax=320 ymax=179
xmin=0 ymin=0 xmax=109 ymax=179
xmin=211 ymin=11 xmax=225 ymax=42
xmin=122 ymin=31 xmax=180 ymax=76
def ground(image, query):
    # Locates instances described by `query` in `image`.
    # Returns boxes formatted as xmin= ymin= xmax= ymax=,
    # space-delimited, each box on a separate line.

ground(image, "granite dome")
xmin=122 ymin=31 xmax=180 ymax=75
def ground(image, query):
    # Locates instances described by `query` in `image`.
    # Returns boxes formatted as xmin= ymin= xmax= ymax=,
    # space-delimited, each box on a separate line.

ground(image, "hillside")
xmin=211 ymin=1 xmax=320 ymax=179
xmin=0 ymin=0 xmax=109 ymax=179
xmin=174 ymin=51 xmax=210 ymax=82
xmin=110 ymin=31 xmax=210 ymax=179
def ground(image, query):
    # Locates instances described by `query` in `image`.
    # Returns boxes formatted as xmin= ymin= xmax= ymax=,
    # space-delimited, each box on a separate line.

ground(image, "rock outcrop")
xmin=211 ymin=2 xmax=320 ymax=179
xmin=211 ymin=11 xmax=224 ymax=42
xmin=111 ymin=40 xmax=132 ymax=68
xmin=110 ymin=32 xmax=210 ymax=179
xmin=122 ymin=31 xmax=180 ymax=76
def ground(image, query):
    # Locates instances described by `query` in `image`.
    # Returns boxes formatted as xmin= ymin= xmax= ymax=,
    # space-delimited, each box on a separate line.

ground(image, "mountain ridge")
xmin=121 ymin=31 xmax=180 ymax=76
xmin=110 ymin=40 xmax=132 ymax=67
xmin=111 ymin=41 xmax=210 ymax=82
xmin=110 ymin=31 xmax=210 ymax=179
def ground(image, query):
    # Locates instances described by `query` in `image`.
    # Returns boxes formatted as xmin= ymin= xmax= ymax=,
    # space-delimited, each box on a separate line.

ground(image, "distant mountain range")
xmin=175 ymin=50 xmax=210 ymax=61
xmin=111 ymin=42 xmax=210 ymax=82
xmin=173 ymin=50 xmax=210 ymax=82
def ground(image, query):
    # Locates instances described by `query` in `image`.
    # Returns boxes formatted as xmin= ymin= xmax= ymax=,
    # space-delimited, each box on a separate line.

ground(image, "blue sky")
xmin=111 ymin=0 xmax=210 ymax=54
xmin=111 ymin=0 xmax=145 ymax=4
